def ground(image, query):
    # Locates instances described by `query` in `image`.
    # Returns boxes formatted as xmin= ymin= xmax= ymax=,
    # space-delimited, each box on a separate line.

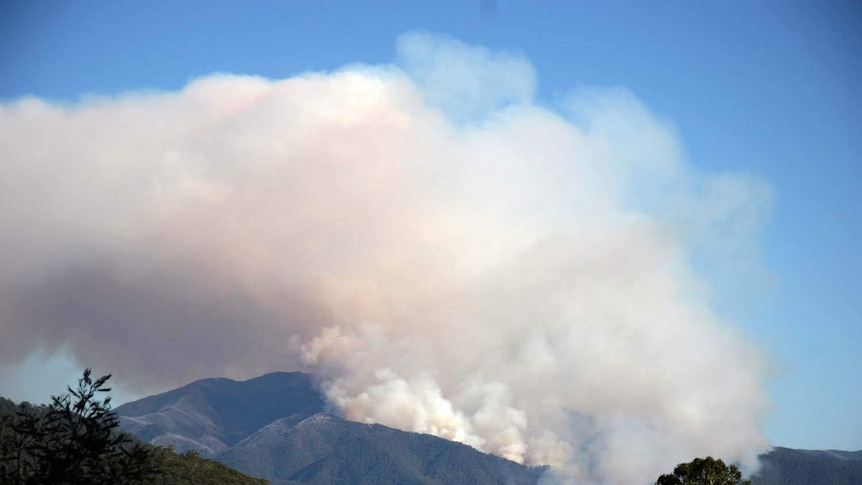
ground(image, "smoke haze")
xmin=0 ymin=33 xmax=772 ymax=483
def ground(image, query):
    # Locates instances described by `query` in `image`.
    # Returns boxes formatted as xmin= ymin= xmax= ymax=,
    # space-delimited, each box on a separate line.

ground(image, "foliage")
xmin=657 ymin=456 xmax=751 ymax=485
xmin=0 ymin=369 xmax=270 ymax=485
xmin=0 ymin=396 xmax=18 ymax=413
xmin=0 ymin=369 xmax=156 ymax=485
xmin=149 ymin=447 xmax=267 ymax=485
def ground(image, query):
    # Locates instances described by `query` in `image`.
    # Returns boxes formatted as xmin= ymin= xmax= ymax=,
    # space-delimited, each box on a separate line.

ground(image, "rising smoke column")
xmin=0 ymin=33 xmax=772 ymax=483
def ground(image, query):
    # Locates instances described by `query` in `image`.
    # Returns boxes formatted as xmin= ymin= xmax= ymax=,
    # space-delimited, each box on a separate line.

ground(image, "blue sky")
xmin=1 ymin=1 xmax=860 ymax=453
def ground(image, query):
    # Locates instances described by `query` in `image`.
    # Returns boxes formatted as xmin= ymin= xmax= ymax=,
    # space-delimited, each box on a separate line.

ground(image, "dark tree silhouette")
xmin=0 ymin=369 xmax=156 ymax=485
xmin=656 ymin=456 xmax=751 ymax=485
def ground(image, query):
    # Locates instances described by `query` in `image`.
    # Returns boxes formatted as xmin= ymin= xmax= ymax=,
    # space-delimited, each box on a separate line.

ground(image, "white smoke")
xmin=0 ymin=33 xmax=772 ymax=483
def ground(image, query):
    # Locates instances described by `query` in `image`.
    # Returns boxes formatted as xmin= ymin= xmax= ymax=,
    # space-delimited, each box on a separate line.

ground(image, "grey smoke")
xmin=0 ymin=33 xmax=773 ymax=483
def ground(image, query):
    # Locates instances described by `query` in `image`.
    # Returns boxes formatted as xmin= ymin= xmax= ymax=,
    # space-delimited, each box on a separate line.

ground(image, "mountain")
xmin=117 ymin=372 xmax=545 ymax=484
xmin=219 ymin=413 xmax=544 ymax=485
xmin=753 ymin=447 xmax=862 ymax=485
xmin=117 ymin=372 xmax=862 ymax=485
xmin=117 ymin=372 xmax=324 ymax=456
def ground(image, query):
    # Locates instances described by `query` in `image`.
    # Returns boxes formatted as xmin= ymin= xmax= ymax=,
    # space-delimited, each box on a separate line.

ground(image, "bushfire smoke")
xmin=0 ymin=34 xmax=772 ymax=483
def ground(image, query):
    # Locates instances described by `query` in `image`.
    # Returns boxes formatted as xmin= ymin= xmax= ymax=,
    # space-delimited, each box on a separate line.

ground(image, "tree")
xmin=656 ymin=456 xmax=751 ymax=485
xmin=0 ymin=368 xmax=157 ymax=485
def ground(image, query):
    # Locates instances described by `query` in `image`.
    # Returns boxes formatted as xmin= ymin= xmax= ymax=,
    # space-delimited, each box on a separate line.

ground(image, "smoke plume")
xmin=0 ymin=33 xmax=772 ymax=483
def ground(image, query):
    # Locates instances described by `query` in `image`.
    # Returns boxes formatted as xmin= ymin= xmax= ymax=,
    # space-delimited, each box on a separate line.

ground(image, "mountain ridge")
xmin=752 ymin=446 xmax=862 ymax=485
xmin=117 ymin=372 xmax=324 ymax=456
xmin=117 ymin=372 xmax=862 ymax=485
xmin=117 ymin=372 xmax=546 ymax=484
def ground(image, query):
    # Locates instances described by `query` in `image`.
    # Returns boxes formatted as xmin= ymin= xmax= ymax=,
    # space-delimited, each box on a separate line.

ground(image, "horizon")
xmin=1 ymin=1 xmax=860 ymax=480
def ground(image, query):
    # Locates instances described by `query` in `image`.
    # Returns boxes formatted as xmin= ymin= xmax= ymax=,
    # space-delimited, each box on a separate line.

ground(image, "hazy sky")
xmin=0 ymin=0 xmax=859 ymax=458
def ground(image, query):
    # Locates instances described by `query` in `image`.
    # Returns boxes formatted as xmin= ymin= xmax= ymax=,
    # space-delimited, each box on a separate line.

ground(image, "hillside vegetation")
xmin=753 ymin=447 xmax=862 ymax=485
xmin=0 ymin=371 xmax=266 ymax=485
xmin=150 ymin=447 xmax=267 ymax=485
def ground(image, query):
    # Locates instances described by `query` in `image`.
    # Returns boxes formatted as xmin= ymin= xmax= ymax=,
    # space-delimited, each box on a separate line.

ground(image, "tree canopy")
xmin=0 ymin=369 xmax=267 ymax=485
xmin=656 ymin=456 xmax=751 ymax=485
xmin=0 ymin=369 xmax=156 ymax=485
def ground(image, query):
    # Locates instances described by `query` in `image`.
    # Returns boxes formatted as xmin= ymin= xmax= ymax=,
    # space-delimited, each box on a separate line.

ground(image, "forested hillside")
xmin=753 ymin=447 xmax=862 ymax=485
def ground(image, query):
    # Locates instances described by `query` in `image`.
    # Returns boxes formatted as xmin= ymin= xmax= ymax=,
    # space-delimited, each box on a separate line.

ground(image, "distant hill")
xmin=117 ymin=372 xmax=862 ymax=485
xmin=118 ymin=372 xmax=545 ymax=484
xmin=753 ymin=447 xmax=862 ymax=485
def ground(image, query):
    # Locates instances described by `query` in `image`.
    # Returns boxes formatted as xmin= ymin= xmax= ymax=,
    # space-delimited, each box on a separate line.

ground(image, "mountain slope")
xmin=218 ymin=413 xmax=545 ymax=485
xmin=116 ymin=372 xmax=323 ymax=455
xmin=117 ymin=372 xmax=862 ymax=485
xmin=117 ymin=373 xmax=545 ymax=484
xmin=753 ymin=447 xmax=862 ymax=485
xmin=150 ymin=446 xmax=269 ymax=485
